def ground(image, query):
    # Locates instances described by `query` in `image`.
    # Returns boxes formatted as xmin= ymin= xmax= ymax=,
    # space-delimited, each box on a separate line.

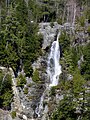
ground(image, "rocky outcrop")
xmin=39 ymin=22 xmax=62 ymax=49
xmin=0 ymin=109 xmax=12 ymax=120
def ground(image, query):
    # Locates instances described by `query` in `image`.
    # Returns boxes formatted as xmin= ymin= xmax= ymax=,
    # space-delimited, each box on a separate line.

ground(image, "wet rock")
xmin=23 ymin=115 xmax=27 ymax=120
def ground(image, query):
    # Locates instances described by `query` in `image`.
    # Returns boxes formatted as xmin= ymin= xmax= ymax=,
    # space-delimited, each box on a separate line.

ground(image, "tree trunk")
xmin=62 ymin=5 xmax=66 ymax=24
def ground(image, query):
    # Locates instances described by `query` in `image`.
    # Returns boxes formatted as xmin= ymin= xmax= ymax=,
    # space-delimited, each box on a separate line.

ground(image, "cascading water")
xmin=35 ymin=92 xmax=44 ymax=117
xmin=47 ymin=32 xmax=62 ymax=87
xmin=35 ymin=31 xmax=62 ymax=118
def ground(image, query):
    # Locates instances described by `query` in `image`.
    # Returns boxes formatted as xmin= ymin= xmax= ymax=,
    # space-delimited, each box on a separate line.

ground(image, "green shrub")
xmin=78 ymin=16 xmax=85 ymax=27
xmin=57 ymin=18 xmax=62 ymax=25
xmin=50 ymin=22 xmax=54 ymax=28
xmin=0 ymin=72 xmax=13 ymax=109
xmin=2 ymin=91 xmax=13 ymax=109
xmin=24 ymin=87 xmax=28 ymax=94
xmin=11 ymin=111 xmax=16 ymax=119
xmin=32 ymin=69 xmax=40 ymax=83
xmin=50 ymin=87 xmax=56 ymax=96
xmin=59 ymin=31 xmax=70 ymax=53
xmin=81 ymin=43 xmax=90 ymax=80
xmin=87 ymin=26 xmax=90 ymax=34
xmin=17 ymin=74 xmax=26 ymax=88
xmin=24 ymin=66 xmax=33 ymax=77
xmin=28 ymin=83 xmax=33 ymax=87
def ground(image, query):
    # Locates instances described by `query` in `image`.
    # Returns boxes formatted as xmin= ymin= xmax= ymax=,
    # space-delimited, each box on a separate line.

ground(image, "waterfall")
xmin=47 ymin=32 xmax=62 ymax=87
xmin=35 ymin=31 xmax=62 ymax=118
xmin=35 ymin=93 xmax=44 ymax=117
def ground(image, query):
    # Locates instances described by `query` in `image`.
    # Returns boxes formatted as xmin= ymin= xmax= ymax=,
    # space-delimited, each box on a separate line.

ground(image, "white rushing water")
xmin=35 ymin=31 xmax=62 ymax=118
xmin=47 ymin=32 xmax=62 ymax=87
xmin=35 ymin=93 xmax=44 ymax=117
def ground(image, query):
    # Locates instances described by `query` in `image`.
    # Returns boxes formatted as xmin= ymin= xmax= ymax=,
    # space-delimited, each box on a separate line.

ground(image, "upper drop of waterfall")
xmin=47 ymin=32 xmax=62 ymax=87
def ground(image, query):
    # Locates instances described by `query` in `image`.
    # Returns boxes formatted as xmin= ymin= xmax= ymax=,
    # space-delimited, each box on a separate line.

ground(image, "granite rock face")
xmin=39 ymin=22 xmax=62 ymax=50
xmin=0 ymin=109 xmax=12 ymax=120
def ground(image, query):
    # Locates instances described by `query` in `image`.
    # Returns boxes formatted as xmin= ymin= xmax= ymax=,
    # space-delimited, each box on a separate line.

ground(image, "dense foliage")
xmin=0 ymin=1 xmax=43 ymax=77
xmin=51 ymin=70 xmax=90 ymax=120
xmin=32 ymin=69 xmax=40 ymax=83
xmin=81 ymin=43 xmax=90 ymax=80
xmin=0 ymin=0 xmax=90 ymax=119
xmin=0 ymin=70 xmax=13 ymax=110
xmin=0 ymin=0 xmax=43 ymax=110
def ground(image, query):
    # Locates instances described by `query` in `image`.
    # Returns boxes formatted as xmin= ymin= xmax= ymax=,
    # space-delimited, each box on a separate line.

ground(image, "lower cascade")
xmin=35 ymin=31 xmax=62 ymax=118
xmin=35 ymin=92 xmax=44 ymax=117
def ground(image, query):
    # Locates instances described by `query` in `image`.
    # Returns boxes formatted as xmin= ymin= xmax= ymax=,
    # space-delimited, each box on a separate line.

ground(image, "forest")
xmin=0 ymin=0 xmax=90 ymax=120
